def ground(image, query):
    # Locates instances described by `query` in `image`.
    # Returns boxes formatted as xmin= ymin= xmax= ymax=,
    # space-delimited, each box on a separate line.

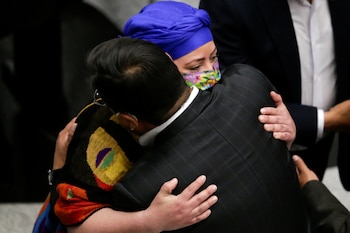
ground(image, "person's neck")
xmin=162 ymin=86 xmax=192 ymax=121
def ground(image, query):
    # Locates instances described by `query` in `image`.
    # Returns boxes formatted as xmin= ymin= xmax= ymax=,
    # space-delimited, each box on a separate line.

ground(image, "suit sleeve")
xmin=286 ymin=103 xmax=318 ymax=146
xmin=301 ymin=181 xmax=350 ymax=233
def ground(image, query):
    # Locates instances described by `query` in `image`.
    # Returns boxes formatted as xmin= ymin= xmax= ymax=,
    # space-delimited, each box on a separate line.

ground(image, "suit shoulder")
xmin=222 ymin=63 xmax=275 ymax=89
xmin=222 ymin=63 xmax=264 ymax=78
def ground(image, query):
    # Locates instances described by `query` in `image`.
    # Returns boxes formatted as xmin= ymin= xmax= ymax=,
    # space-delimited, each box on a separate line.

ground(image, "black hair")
xmin=87 ymin=37 xmax=188 ymax=125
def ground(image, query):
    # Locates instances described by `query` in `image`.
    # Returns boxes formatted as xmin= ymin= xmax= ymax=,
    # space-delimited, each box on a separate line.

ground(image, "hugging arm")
xmin=53 ymin=118 xmax=217 ymax=233
xmin=259 ymin=91 xmax=296 ymax=150
xmin=68 ymin=175 xmax=218 ymax=233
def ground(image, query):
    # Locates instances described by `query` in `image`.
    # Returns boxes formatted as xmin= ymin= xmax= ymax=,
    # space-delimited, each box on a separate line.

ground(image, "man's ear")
xmin=118 ymin=113 xmax=138 ymax=132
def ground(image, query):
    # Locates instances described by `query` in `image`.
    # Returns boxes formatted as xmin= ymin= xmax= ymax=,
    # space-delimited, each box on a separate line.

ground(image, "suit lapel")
xmin=257 ymin=0 xmax=302 ymax=101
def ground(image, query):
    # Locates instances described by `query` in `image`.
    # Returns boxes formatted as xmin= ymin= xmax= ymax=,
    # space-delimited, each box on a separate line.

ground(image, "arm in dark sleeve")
xmin=286 ymin=103 xmax=318 ymax=146
xmin=301 ymin=180 xmax=350 ymax=233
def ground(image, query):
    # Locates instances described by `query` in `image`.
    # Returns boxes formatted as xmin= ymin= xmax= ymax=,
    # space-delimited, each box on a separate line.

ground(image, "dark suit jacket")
xmin=199 ymin=0 xmax=350 ymax=189
xmin=302 ymin=181 xmax=350 ymax=233
xmin=112 ymin=64 xmax=308 ymax=233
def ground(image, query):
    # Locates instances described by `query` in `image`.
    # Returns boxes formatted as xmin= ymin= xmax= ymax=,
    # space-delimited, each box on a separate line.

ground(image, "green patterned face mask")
xmin=182 ymin=60 xmax=221 ymax=90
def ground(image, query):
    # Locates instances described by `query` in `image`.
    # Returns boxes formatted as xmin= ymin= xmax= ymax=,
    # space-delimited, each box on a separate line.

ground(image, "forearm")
xmin=68 ymin=208 xmax=159 ymax=233
xmin=67 ymin=176 xmax=217 ymax=233
xmin=324 ymin=110 xmax=350 ymax=132
xmin=324 ymin=109 xmax=338 ymax=131
xmin=324 ymin=99 xmax=350 ymax=133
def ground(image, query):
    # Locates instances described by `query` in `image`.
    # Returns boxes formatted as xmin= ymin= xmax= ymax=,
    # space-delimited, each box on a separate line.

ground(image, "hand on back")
xmin=258 ymin=91 xmax=296 ymax=150
xmin=53 ymin=117 xmax=77 ymax=170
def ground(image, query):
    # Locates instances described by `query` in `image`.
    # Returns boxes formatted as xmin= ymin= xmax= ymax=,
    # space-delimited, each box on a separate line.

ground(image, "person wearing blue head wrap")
xmin=123 ymin=1 xmax=221 ymax=90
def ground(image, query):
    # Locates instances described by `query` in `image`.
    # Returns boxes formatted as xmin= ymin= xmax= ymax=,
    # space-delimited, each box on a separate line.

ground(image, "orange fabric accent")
xmin=54 ymin=183 xmax=110 ymax=226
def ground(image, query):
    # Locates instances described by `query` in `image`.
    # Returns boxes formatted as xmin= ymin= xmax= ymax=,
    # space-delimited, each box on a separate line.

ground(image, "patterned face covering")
xmin=182 ymin=60 xmax=221 ymax=90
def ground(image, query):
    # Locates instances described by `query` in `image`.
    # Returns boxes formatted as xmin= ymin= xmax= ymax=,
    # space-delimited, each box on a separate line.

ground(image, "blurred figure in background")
xmin=199 ymin=0 xmax=350 ymax=191
xmin=293 ymin=155 xmax=350 ymax=233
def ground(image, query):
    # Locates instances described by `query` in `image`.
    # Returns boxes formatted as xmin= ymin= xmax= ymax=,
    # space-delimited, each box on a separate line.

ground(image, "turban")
xmin=123 ymin=1 xmax=213 ymax=60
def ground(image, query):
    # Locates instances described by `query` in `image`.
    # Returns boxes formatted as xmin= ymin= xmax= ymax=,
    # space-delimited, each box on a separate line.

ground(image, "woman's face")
xmin=173 ymin=41 xmax=221 ymax=90
xmin=173 ymin=41 xmax=218 ymax=74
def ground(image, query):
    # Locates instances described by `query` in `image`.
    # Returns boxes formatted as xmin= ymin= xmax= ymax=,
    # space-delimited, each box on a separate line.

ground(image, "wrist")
xmin=324 ymin=110 xmax=337 ymax=131
xmin=139 ymin=209 xmax=161 ymax=233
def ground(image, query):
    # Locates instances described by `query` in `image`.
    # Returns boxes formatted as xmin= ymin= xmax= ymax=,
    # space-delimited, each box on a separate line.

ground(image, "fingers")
xmin=57 ymin=117 xmax=77 ymax=142
xmin=269 ymin=91 xmax=283 ymax=106
xmin=190 ymin=186 xmax=218 ymax=217
xmin=174 ymin=175 xmax=218 ymax=212
xmin=260 ymin=92 xmax=288 ymax=118
xmin=155 ymin=175 xmax=218 ymax=230
xmin=160 ymin=175 xmax=210 ymax=198
xmin=184 ymin=183 xmax=218 ymax=224
xmin=191 ymin=209 xmax=212 ymax=223
xmin=184 ymin=177 xmax=218 ymax=217
xmin=65 ymin=117 xmax=78 ymax=139
xmin=261 ymin=91 xmax=296 ymax=148
xmin=259 ymin=108 xmax=284 ymax=125
xmin=191 ymin=184 xmax=218 ymax=205
xmin=292 ymin=155 xmax=307 ymax=173
xmin=292 ymin=155 xmax=319 ymax=187
xmin=160 ymin=178 xmax=179 ymax=194
xmin=68 ymin=117 xmax=78 ymax=132
xmin=272 ymin=131 xmax=293 ymax=141
xmin=53 ymin=117 xmax=77 ymax=170
xmin=259 ymin=108 xmax=295 ymax=135
xmin=260 ymin=106 xmax=286 ymax=120
xmin=262 ymin=121 xmax=293 ymax=140
xmin=177 ymin=175 xmax=207 ymax=200
xmin=262 ymin=120 xmax=289 ymax=132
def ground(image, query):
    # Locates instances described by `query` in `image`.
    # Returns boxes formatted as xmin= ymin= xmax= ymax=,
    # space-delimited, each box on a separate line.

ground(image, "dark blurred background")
xmin=0 ymin=0 xmax=200 ymax=203
xmin=0 ymin=0 xmax=151 ymax=202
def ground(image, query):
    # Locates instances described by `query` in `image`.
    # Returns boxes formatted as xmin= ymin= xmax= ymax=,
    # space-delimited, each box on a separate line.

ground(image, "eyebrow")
xmin=184 ymin=47 xmax=218 ymax=66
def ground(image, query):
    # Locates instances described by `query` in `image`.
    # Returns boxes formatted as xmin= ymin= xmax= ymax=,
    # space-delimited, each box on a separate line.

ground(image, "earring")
xmin=130 ymin=127 xmax=134 ymax=131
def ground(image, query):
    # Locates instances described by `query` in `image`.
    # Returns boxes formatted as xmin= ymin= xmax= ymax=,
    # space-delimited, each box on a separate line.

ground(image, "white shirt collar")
xmin=138 ymin=87 xmax=199 ymax=147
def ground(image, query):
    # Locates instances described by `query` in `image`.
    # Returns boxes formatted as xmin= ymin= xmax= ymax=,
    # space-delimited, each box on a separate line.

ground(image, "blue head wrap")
xmin=123 ymin=1 xmax=213 ymax=60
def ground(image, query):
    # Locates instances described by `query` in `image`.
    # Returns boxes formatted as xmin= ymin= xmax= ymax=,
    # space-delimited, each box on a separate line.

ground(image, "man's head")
xmin=88 ymin=37 xmax=189 ymax=126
